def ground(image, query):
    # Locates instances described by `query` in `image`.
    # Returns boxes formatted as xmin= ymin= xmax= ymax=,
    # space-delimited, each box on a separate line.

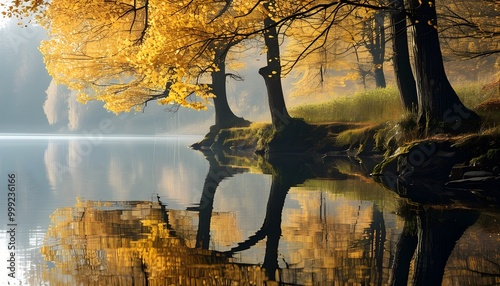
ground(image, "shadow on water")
xmin=39 ymin=150 xmax=500 ymax=285
xmin=374 ymin=170 xmax=500 ymax=286
xmin=220 ymin=153 xmax=313 ymax=281
xmin=389 ymin=205 xmax=480 ymax=286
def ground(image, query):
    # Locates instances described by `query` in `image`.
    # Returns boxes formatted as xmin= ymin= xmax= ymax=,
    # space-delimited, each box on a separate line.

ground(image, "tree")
xmin=407 ymin=0 xmax=481 ymax=131
xmin=358 ymin=8 xmax=387 ymax=88
xmin=9 ymin=0 xmax=492 ymax=135
xmin=259 ymin=0 xmax=293 ymax=129
xmin=0 ymin=0 xmax=48 ymax=20
xmin=341 ymin=7 xmax=388 ymax=89
xmin=230 ymin=1 xmax=374 ymax=130
xmin=211 ymin=45 xmax=250 ymax=129
xmin=38 ymin=0 xmax=212 ymax=112
xmin=34 ymin=0 xmax=251 ymax=132
xmin=128 ymin=1 xmax=251 ymax=128
xmin=227 ymin=1 xmax=393 ymax=131
xmin=437 ymin=0 xmax=500 ymax=91
xmin=335 ymin=6 xmax=388 ymax=90
xmin=283 ymin=5 xmax=370 ymax=96
xmin=389 ymin=0 xmax=418 ymax=111
xmin=260 ymin=0 xmax=485 ymax=132
xmin=438 ymin=0 xmax=500 ymax=59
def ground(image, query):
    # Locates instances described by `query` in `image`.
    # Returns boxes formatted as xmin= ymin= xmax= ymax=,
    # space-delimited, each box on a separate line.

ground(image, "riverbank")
xmin=191 ymin=121 xmax=499 ymax=205
xmin=191 ymin=120 xmax=383 ymax=155
xmin=191 ymin=85 xmax=500 ymax=203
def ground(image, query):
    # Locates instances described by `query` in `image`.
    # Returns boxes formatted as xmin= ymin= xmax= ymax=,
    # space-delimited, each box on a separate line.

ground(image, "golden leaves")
xmin=1 ymin=0 xmax=48 ymax=21
xmin=36 ymin=0 xmax=242 ymax=113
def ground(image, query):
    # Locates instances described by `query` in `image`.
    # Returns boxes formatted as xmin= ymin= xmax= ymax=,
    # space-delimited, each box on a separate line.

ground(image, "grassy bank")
xmin=194 ymin=83 xmax=498 ymax=156
xmin=290 ymin=84 xmax=499 ymax=124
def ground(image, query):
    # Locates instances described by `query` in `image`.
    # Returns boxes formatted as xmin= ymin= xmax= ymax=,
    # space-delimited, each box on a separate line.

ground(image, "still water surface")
xmin=0 ymin=136 xmax=499 ymax=285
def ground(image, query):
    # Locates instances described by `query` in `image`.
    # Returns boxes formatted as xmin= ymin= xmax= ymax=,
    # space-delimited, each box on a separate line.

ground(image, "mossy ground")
xmin=194 ymin=84 xmax=499 ymax=167
xmin=201 ymin=120 xmax=372 ymax=154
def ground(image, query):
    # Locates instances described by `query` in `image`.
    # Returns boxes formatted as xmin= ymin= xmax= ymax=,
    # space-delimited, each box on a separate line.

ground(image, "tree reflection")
xmin=39 ymin=151 xmax=499 ymax=285
xmin=41 ymin=199 xmax=267 ymax=285
xmin=412 ymin=207 xmax=478 ymax=285
xmin=375 ymin=175 xmax=497 ymax=285
xmin=251 ymin=155 xmax=311 ymax=280
xmin=190 ymin=150 xmax=247 ymax=250
xmin=389 ymin=216 xmax=418 ymax=285
xmin=221 ymin=153 xmax=393 ymax=284
xmin=200 ymin=154 xmax=312 ymax=280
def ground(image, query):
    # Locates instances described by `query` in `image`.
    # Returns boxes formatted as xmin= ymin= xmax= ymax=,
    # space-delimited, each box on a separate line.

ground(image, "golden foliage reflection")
xmin=41 ymin=199 xmax=267 ymax=285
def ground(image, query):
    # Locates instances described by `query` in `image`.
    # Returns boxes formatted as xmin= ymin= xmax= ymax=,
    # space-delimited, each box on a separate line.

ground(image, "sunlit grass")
xmin=454 ymin=84 xmax=498 ymax=108
xmin=290 ymin=84 xmax=499 ymax=123
xmin=290 ymin=86 xmax=402 ymax=123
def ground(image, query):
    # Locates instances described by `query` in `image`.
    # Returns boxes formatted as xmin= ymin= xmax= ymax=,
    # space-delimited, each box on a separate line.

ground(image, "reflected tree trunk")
xmin=223 ymin=156 xmax=311 ymax=281
xmin=411 ymin=208 xmax=478 ymax=285
xmin=372 ymin=204 xmax=386 ymax=286
xmin=261 ymin=173 xmax=290 ymax=280
xmin=389 ymin=219 xmax=418 ymax=286
xmin=222 ymin=172 xmax=292 ymax=280
xmin=194 ymin=151 xmax=245 ymax=249
xmin=195 ymin=172 xmax=217 ymax=249
xmin=390 ymin=205 xmax=478 ymax=285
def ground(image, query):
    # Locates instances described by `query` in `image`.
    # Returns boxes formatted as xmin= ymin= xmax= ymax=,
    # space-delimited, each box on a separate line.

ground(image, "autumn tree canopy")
xmin=4 ymin=0 xmax=498 ymax=132
xmin=37 ymin=0 xmax=243 ymax=113
xmin=8 ymin=0 xmax=250 ymax=114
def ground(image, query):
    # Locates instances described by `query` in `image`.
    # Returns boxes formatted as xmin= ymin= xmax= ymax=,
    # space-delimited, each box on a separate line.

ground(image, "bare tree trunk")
xmin=371 ymin=11 xmax=387 ymax=88
xmin=363 ymin=9 xmax=386 ymax=88
xmin=374 ymin=66 xmax=386 ymax=88
xmin=390 ymin=0 xmax=418 ymax=111
xmin=212 ymin=48 xmax=249 ymax=129
xmin=260 ymin=2 xmax=292 ymax=130
xmin=191 ymin=47 xmax=251 ymax=149
xmin=407 ymin=0 xmax=480 ymax=131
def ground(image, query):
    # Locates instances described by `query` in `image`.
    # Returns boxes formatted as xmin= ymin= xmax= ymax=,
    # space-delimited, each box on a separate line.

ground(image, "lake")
xmin=1 ymin=136 xmax=499 ymax=285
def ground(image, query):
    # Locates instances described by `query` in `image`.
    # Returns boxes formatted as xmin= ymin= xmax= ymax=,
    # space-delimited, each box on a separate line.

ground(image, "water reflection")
xmin=190 ymin=150 xmax=247 ymax=250
xmin=1 ymin=138 xmax=499 ymax=285
xmin=374 ymin=172 xmax=500 ymax=285
xmin=41 ymin=199 xmax=266 ymax=285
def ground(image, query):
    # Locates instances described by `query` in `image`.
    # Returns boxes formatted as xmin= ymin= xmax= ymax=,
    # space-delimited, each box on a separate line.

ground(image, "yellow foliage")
xmin=6 ymin=0 xmax=499 ymax=114
xmin=31 ymin=0 xmax=256 ymax=113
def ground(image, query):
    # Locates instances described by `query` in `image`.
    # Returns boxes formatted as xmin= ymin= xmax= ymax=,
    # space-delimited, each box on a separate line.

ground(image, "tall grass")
xmin=290 ymin=84 xmax=498 ymax=123
xmin=455 ymin=84 xmax=499 ymax=108
xmin=290 ymin=87 xmax=402 ymax=123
